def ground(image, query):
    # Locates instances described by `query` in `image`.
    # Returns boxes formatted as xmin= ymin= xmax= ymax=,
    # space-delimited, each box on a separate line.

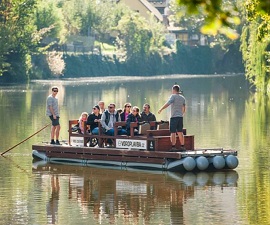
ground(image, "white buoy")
xmin=225 ymin=155 xmax=239 ymax=169
xmin=196 ymin=156 xmax=209 ymax=170
xmin=183 ymin=157 xmax=196 ymax=171
xmin=213 ymin=156 xmax=225 ymax=169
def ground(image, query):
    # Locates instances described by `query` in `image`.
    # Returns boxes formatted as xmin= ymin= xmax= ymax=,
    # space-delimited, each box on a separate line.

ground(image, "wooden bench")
xmin=68 ymin=120 xmax=194 ymax=151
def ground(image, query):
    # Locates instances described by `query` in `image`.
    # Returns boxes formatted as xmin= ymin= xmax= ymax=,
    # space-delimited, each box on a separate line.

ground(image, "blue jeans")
xmin=91 ymin=127 xmax=99 ymax=135
xmin=105 ymin=128 xmax=127 ymax=136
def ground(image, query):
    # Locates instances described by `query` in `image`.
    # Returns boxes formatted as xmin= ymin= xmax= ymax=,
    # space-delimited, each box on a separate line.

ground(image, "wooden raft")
xmin=33 ymin=145 xmax=182 ymax=165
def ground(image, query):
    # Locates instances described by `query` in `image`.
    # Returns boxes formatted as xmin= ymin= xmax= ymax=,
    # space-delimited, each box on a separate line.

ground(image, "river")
xmin=0 ymin=74 xmax=269 ymax=225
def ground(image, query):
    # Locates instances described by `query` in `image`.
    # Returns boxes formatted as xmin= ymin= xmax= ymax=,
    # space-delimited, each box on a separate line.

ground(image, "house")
xmin=121 ymin=0 xmax=208 ymax=46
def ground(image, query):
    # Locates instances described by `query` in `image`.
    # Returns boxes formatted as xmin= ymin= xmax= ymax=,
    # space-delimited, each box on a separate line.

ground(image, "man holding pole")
xmin=158 ymin=85 xmax=186 ymax=151
xmin=46 ymin=86 xmax=61 ymax=145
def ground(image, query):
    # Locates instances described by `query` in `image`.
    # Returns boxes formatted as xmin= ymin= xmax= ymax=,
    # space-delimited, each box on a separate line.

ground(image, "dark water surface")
xmin=0 ymin=74 xmax=269 ymax=225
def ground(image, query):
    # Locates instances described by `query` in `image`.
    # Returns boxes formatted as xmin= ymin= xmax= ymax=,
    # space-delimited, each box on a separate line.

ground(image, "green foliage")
xmin=174 ymin=0 xmax=270 ymax=92
xmin=34 ymin=0 xmax=66 ymax=41
xmin=115 ymin=12 xmax=166 ymax=63
xmin=61 ymin=43 xmax=243 ymax=77
xmin=176 ymin=0 xmax=240 ymax=39
xmin=0 ymin=0 xmax=37 ymax=82
xmin=240 ymin=0 xmax=270 ymax=92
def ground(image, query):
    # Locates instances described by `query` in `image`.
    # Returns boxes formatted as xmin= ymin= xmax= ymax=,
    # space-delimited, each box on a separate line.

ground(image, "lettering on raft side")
xmin=116 ymin=139 xmax=147 ymax=150
xmin=70 ymin=136 xmax=84 ymax=147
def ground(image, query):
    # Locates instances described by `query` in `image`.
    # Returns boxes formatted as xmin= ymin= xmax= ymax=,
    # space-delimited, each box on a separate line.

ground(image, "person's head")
xmin=80 ymin=112 xmax=88 ymax=121
xmin=123 ymin=102 xmax=132 ymax=113
xmin=92 ymin=105 xmax=100 ymax=114
xmin=117 ymin=108 xmax=123 ymax=114
xmin=51 ymin=86 xmax=59 ymax=96
xmin=108 ymin=103 xmax=116 ymax=113
xmin=172 ymin=85 xmax=180 ymax=94
xmin=143 ymin=103 xmax=151 ymax=113
xmin=98 ymin=101 xmax=105 ymax=110
xmin=131 ymin=106 xmax=140 ymax=116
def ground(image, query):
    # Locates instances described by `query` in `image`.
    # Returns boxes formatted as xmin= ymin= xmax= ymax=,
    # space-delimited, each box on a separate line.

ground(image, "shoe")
xmin=179 ymin=146 xmax=186 ymax=152
xmin=50 ymin=140 xmax=56 ymax=145
xmin=169 ymin=147 xmax=179 ymax=152
xmin=55 ymin=140 xmax=61 ymax=145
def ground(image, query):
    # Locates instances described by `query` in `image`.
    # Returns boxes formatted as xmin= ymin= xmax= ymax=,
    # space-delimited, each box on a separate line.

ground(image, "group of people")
xmin=46 ymin=84 xmax=186 ymax=151
xmin=78 ymin=102 xmax=157 ymax=138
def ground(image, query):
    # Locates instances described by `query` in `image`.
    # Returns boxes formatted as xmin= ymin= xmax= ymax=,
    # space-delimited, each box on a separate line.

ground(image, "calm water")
xmin=0 ymin=74 xmax=269 ymax=225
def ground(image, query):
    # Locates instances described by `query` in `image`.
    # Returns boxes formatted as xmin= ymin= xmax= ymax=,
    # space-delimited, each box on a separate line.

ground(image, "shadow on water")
xmin=32 ymin=162 xmax=238 ymax=225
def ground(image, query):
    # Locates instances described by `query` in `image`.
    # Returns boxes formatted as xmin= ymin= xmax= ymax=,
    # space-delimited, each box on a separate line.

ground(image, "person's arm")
xmin=100 ymin=113 xmax=110 ymax=131
xmin=86 ymin=114 xmax=91 ymax=125
xmin=49 ymin=105 xmax=56 ymax=119
xmin=126 ymin=114 xmax=131 ymax=131
xmin=47 ymin=98 xmax=56 ymax=119
xmin=182 ymin=104 xmax=186 ymax=116
xmin=152 ymin=114 xmax=156 ymax=121
xmin=158 ymin=103 xmax=170 ymax=114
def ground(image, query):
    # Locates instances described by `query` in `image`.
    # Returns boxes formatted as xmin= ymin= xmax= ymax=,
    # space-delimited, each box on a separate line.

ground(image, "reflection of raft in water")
xmin=32 ymin=161 xmax=239 ymax=187
xmin=32 ymin=120 xmax=239 ymax=172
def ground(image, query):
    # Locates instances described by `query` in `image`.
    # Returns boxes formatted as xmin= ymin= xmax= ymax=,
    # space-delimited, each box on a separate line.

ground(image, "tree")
xmin=34 ymin=0 xmax=66 ymax=42
xmin=240 ymin=0 xmax=270 ymax=92
xmin=175 ymin=0 xmax=270 ymax=93
xmin=0 ymin=0 xmax=37 ymax=82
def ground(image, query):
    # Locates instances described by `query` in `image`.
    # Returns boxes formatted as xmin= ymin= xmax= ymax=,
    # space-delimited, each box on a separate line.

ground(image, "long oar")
xmin=1 ymin=123 xmax=51 ymax=156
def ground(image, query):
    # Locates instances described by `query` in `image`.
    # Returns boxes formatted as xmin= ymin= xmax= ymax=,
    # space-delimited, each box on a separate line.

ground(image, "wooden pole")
xmin=1 ymin=123 xmax=51 ymax=156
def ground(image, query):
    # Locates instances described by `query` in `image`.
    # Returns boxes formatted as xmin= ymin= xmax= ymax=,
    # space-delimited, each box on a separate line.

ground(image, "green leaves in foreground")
xmin=176 ymin=0 xmax=240 ymax=39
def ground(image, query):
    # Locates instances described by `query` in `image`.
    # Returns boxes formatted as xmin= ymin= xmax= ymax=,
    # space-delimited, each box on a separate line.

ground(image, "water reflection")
xmin=3 ymin=74 xmax=269 ymax=225
xmin=32 ymin=163 xmax=238 ymax=225
xmin=238 ymin=92 xmax=270 ymax=225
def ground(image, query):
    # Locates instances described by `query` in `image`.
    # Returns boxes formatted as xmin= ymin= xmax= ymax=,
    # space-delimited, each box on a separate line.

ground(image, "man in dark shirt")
xmin=140 ymin=103 xmax=156 ymax=122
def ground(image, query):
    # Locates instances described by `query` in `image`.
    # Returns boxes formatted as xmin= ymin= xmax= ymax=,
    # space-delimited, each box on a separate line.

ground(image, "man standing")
xmin=46 ymin=86 xmax=61 ymax=145
xmin=158 ymin=85 xmax=186 ymax=151
xmin=140 ymin=103 xmax=156 ymax=122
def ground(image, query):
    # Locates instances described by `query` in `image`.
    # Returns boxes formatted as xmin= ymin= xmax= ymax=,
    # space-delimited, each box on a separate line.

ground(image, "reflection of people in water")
xmin=46 ymin=175 xmax=60 ymax=225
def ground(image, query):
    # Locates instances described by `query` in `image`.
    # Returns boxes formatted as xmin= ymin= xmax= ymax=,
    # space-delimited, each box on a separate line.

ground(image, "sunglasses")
xmin=53 ymin=90 xmax=58 ymax=92
xmin=93 ymin=108 xmax=96 ymax=110
xmin=126 ymin=106 xmax=131 ymax=108
xmin=109 ymin=106 xmax=115 ymax=109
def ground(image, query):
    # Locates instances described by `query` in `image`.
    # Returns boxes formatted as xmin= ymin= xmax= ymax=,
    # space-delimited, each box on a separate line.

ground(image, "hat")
xmin=93 ymin=105 xmax=100 ymax=110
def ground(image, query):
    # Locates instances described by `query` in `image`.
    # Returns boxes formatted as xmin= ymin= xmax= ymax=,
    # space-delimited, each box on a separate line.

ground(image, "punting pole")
xmin=1 ymin=123 xmax=51 ymax=156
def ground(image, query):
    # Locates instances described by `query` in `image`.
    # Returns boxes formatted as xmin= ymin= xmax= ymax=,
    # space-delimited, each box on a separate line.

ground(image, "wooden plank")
xmin=81 ymin=154 xmax=166 ymax=164
xmin=46 ymin=152 xmax=166 ymax=164
xmin=32 ymin=145 xmax=181 ymax=159
xmin=82 ymin=148 xmax=181 ymax=159
xmin=184 ymin=135 xmax=194 ymax=150
xmin=47 ymin=152 xmax=84 ymax=159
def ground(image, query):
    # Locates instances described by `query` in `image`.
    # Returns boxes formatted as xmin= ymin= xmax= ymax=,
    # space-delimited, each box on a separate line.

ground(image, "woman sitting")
xmin=126 ymin=106 xmax=141 ymax=136
xmin=79 ymin=112 xmax=89 ymax=134
xmin=120 ymin=103 xmax=132 ymax=122
xmin=86 ymin=105 xmax=101 ymax=135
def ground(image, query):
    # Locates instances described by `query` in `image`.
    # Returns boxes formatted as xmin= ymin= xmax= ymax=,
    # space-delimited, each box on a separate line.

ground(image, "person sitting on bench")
xmin=126 ymin=106 xmax=141 ymax=136
xmin=87 ymin=105 xmax=101 ymax=135
xmin=100 ymin=103 xmax=127 ymax=137
xmin=140 ymin=103 xmax=156 ymax=129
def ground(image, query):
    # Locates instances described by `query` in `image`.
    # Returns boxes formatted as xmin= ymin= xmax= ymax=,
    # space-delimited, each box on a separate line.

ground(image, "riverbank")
xmin=30 ymin=42 xmax=244 ymax=81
